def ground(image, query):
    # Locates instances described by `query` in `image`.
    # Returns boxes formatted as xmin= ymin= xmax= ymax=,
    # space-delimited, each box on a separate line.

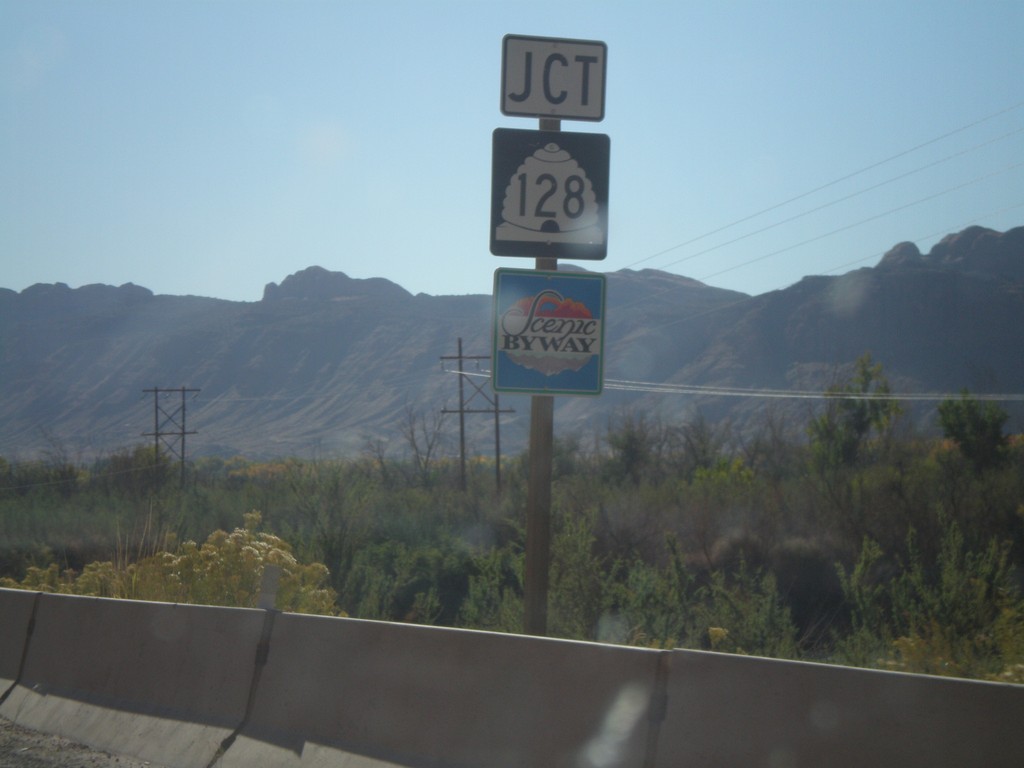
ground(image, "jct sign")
xmin=501 ymin=35 xmax=607 ymax=121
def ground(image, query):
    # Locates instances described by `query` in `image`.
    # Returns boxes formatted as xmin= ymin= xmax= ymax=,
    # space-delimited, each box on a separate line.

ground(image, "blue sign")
xmin=491 ymin=269 xmax=606 ymax=396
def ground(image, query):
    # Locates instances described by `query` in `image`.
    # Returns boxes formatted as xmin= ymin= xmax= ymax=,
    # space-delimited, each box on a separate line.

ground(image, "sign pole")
xmin=523 ymin=388 xmax=554 ymax=634
xmin=522 ymin=117 xmax=560 ymax=636
xmin=494 ymin=35 xmax=607 ymax=636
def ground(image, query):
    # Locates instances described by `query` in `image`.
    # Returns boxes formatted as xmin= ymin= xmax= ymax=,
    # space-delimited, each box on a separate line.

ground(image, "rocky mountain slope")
xmin=1 ymin=226 xmax=1021 ymax=460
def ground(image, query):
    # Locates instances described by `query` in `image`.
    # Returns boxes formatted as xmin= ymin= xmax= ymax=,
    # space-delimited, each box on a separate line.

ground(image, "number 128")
xmin=517 ymin=172 xmax=587 ymax=220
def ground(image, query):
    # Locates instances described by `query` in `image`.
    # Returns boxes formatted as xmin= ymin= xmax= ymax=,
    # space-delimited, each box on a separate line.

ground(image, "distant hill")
xmin=1 ymin=225 xmax=1022 ymax=461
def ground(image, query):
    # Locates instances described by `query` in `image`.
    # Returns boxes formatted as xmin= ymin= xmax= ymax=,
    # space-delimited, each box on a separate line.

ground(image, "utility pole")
xmin=142 ymin=386 xmax=199 ymax=487
xmin=441 ymin=338 xmax=514 ymax=491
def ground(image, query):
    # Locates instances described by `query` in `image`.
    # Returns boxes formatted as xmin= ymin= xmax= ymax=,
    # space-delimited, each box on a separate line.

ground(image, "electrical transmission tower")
xmin=142 ymin=386 xmax=199 ymax=486
xmin=441 ymin=338 xmax=514 ymax=491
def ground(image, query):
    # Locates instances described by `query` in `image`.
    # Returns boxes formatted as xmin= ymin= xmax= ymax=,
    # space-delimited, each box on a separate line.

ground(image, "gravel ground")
xmin=0 ymin=718 xmax=161 ymax=768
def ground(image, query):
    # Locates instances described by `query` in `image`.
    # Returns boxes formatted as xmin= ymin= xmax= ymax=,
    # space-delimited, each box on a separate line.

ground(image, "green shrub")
xmin=834 ymin=519 xmax=1024 ymax=680
xmin=688 ymin=562 xmax=799 ymax=658
xmin=1 ymin=511 xmax=339 ymax=615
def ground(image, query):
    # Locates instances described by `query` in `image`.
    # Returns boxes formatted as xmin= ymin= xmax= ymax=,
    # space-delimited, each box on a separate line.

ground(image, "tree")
xmin=669 ymin=411 xmax=728 ymax=482
xmin=401 ymin=402 xmax=447 ymax=486
xmin=807 ymin=355 xmax=903 ymax=543
xmin=606 ymin=409 xmax=660 ymax=486
xmin=938 ymin=391 xmax=1009 ymax=474
xmin=809 ymin=354 xmax=901 ymax=471
xmin=95 ymin=444 xmax=171 ymax=498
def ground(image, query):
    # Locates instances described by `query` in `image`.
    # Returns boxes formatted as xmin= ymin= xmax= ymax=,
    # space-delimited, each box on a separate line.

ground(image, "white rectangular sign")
xmin=501 ymin=35 xmax=606 ymax=122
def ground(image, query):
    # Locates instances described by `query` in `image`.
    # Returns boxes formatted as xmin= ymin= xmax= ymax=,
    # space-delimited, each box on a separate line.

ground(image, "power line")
xmin=448 ymin=369 xmax=1024 ymax=403
xmin=614 ymin=199 xmax=1024 ymax=322
xmin=624 ymin=99 xmax=1024 ymax=270
xmin=603 ymin=108 xmax=1024 ymax=318
xmin=656 ymin=129 xmax=1024 ymax=274
xmin=606 ymin=101 xmax=1023 ymax=317
xmin=604 ymin=379 xmax=1024 ymax=402
xmin=690 ymin=160 xmax=1024 ymax=284
xmin=817 ymin=201 xmax=1024 ymax=279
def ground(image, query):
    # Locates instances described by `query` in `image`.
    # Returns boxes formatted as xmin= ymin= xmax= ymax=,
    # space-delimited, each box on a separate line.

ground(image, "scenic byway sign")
xmin=501 ymin=34 xmax=607 ymax=121
xmin=490 ymin=128 xmax=610 ymax=260
xmin=491 ymin=268 xmax=606 ymax=396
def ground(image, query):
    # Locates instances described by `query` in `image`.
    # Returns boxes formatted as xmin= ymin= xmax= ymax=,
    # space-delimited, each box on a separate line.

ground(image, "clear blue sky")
xmin=3 ymin=0 xmax=1022 ymax=302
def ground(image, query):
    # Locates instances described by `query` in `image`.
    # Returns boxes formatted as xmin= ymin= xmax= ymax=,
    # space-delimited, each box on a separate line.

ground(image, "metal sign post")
xmin=493 ymin=36 xmax=608 ymax=636
xmin=524 ymin=116 xmax=560 ymax=635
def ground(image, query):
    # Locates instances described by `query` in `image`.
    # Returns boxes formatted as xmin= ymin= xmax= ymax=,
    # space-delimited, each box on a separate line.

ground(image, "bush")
xmin=834 ymin=519 xmax=1024 ymax=681
xmin=1 ymin=511 xmax=339 ymax=615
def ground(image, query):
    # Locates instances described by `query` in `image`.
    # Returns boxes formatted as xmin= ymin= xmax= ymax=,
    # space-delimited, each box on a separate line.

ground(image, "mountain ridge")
xmin=1 ymin=225 xmax=1021 ymax=460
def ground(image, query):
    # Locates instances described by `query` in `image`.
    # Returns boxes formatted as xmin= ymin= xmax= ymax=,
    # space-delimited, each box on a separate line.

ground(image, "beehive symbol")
xmin=495 ymin=143 xmax=603 ymax=245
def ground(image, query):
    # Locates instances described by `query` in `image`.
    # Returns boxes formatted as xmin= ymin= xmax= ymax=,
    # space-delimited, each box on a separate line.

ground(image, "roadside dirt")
xmin=0 ymin=718 xmax=161 ymax=768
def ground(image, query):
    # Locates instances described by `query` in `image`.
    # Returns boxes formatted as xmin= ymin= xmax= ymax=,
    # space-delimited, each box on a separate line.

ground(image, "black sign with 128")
xmin=490 ymin=128 xmax=610 ymax=261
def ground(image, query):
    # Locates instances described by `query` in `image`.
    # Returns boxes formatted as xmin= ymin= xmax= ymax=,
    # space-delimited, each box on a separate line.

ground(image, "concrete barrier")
xmin=216 ymin=613 xmax=666 ymax=768
xmin=0 ymin=588 xmax=38 ymax=699
xmin=3 ymin=590 xmax=1024 ymax=767
xmin=0 ymin=592 xmax=267 ymax=768
xmin=656 ymin=649 xmax=1024 ymax=767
